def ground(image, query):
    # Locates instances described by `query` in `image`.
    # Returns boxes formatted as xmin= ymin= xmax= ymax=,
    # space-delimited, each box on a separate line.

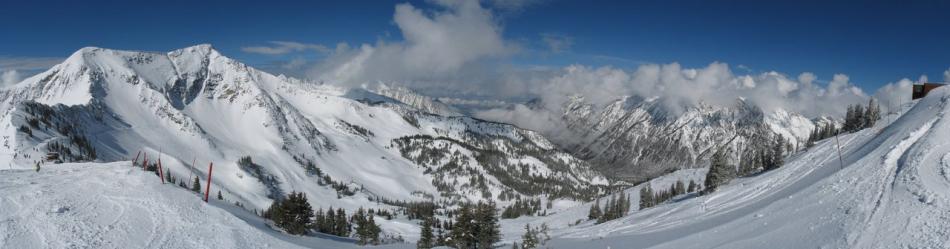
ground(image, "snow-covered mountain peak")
xmin=0 ymin=45 xmax=609 ymax=215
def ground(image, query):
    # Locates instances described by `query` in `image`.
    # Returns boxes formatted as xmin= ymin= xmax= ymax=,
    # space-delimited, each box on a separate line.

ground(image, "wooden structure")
xmin=912 ymin=83 xmax=947 ymax=100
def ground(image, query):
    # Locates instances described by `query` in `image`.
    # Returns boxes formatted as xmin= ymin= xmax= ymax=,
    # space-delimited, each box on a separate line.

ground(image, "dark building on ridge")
xmin=912 ymin=83 xmax=947 ymax=100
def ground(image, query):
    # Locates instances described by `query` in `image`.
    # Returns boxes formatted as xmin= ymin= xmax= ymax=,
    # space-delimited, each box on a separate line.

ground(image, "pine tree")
xmin=267 ymin=192 xmax=314 ymax=235
xmin=320 ymin=208 xmax=336 ymax=234
xmin=265 ymin=200 xmax=282 ymax=222
xmin=865 ymin=98 xmax=880 ymax=128
xmin=474 ymin=202 xmax=500 ymax=249
xmin=217 ymin=190 xmax=223 ymax=200
xmin=640 ymin=184 xmax=654 ymax=209
xmin=366 ymin=215 xmax=381 ymax=245
xmin=598 ymin=195 xmax=613 ymax=224
xmin=353 ymin=208 xmax=366 ymax=235
xmin=355 ymin=208 xmax=381 ymax=245
xmin=675 ymin=180 xmax=686 ymax=195
xmin=355 ymin=208 xmax=368 ymax=244
xmin=806 ymin=127 xmax=817 ymax=147
xmin=588 ymin=199 xmax=602 ymax=220
xmin=451 ymin=204 xmax=476 ymax=249
xmin=703 ymin=147 xmax=733 ymax=194
xmin=313 ymin=208 xmax=325 ymax=232
xmin=842 ymin=105 xmax=857 ymax=132
xmin=687 ymin=180 xmax=698 ymax=193
xmin=852 ymin=105 xmax=867 ymax=131
xmin=191 ymin=176 xmax=201 ymax=193
xmin=765 ymin=135 xmax=785 ymax=171
xmin=164 ymin=169 xmax=172 ymax=183
xmin=335 ymin=208 xmax=349 ymax=236
xmin=418 ymin=218 xmax=435 ymax=249
xmin=290 ymin=192 xmax=315 ymax=235
xmin=520 ymin=224 xmax=538 ymax=249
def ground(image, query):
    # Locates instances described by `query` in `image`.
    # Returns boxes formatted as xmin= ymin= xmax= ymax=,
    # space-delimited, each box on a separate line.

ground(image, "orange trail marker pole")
xmin=132 ymin=151 xmax=141 ymax=166
xmin=204 ymin=162 xmax=213 ymax=202
xmin=142 ymin=153 xmax=148 ymax=171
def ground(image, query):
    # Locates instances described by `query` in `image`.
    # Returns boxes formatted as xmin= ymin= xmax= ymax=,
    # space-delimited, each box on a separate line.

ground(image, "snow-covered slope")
xmin=522 ymin=86 xmax=950 ymax=248
xmin=0 ymin=162 xmax=416 ymax=249
xmin=0 ymin=45 xmax=607 ymax=218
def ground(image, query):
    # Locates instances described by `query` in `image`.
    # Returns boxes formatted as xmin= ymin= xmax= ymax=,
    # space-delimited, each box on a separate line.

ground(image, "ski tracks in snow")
xmin=851 ymin=118 xmax=937 ymax=248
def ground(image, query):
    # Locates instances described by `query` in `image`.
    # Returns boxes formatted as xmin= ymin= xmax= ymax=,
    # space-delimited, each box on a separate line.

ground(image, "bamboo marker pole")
xmin=204 ymin=162 xmax=214 ymax=202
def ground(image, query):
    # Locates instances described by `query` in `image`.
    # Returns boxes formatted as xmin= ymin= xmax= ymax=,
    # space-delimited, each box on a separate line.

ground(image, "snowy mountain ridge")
xmin=370 ymin=84 xmax=462 ymax=117
xmin=546 ymin=94 xmax=835 ymax=183
xmin=0 ymin=45 xmax=608 ymax=213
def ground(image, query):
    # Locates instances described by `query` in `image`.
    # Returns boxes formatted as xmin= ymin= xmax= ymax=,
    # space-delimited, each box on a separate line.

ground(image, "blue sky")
xmin=1 ymin=0 xmax=948 ymax=91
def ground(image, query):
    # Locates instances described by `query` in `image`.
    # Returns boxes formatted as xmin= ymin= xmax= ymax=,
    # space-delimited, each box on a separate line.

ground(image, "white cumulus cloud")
xmin=309 ymin=0 xmax=513 ymax=86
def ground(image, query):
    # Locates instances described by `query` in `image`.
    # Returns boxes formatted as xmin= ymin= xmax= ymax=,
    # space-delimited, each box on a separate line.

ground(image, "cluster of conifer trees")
xmin=312 ymin=207 xmax=350 ymax=236
xmin=806 ymin=99 xmax=882 ymax=148
xmin=639 ymin=179 xmax=699 ymax=210
xmin=262 ymin=192 xmax=383 ymax=244
xmin=500 ymin=198 xmax=541 ymax=219
xmin=417 ymin=202 xmax=500 ymax=249
xmin=587 ymin=192 xmax=631 ymax=224
xmin=737 ymin=134 xmax=787 ymax=176
xmin=805 ymin=122 xmax=839 ymax=147
xmin=842 ymin=99 xmax=881 ymax=133
xmin=351 ymin=208 xmax=383 ymax=245
xmin=265 ymin=191 xmax=314 ymax=235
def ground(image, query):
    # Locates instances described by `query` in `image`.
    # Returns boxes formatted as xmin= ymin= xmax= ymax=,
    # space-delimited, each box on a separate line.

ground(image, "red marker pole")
xmin=132 ymin=151 xmax=141 ymax=166
xmin=142 ymin=153 xmax=148 ymax=170
xmin=204 ymin=162 xmax=213 ymax=202
xmin=157 ymin=158 xmax=165 ymax=184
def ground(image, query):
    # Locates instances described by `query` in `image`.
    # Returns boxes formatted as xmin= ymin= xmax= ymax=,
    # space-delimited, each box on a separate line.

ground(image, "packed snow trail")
xmin=543 ymin=89 xmax=950 ymax=248
xmin=0 ymin=162 xmax=413 ymax=249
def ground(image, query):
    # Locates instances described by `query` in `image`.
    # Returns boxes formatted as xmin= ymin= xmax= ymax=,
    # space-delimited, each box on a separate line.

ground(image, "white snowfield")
xmin=530 ymin=87 xmax=950 ymax=248
xmin=0 ymin=162 xmax=417 ymax=249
